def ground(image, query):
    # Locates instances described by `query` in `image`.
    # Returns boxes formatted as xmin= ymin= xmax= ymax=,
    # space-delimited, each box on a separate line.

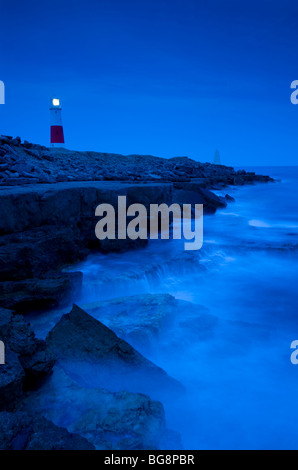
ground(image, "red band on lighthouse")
xmin=51 ymin=125 xmax=65 ymax=144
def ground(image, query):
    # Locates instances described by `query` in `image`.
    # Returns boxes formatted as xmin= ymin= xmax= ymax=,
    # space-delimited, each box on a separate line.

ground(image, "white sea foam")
xmin=249 ymin=219 xmax=271 ymax=228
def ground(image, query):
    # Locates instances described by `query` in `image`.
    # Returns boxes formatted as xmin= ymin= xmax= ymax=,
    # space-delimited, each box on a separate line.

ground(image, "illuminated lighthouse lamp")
xmin=50 ymin=97 xmax=65 ymax=146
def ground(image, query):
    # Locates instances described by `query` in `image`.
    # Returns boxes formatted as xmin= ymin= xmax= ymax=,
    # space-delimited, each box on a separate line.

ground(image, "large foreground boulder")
xmin=0 ymin=308 xmax=55 ymax=408
xmin=0 ymin=411 xmax=94 ymax=450
xmin=46 ymin=304 xmax=183 ymax=399
xmin=21 ymin=366 xmax=181 ymax=450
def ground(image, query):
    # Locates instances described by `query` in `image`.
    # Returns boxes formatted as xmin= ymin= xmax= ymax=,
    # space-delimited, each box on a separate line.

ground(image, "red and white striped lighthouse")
xmin=50 ymin=97 xmax=65 ymax=146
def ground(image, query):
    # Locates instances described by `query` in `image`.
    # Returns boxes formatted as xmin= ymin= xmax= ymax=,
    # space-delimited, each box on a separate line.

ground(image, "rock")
xmin=46 ymin=304 xmax=183 ymax=399
xmin=0 ymin=182 xmax=176 ymax=288
xmin=23 ymin=140 xmax=32 ymax=148
xmin=0 ymin=307 xmax=55 ymax=389
xmin=172 ymin=186 xmax=227 ymax=214
xmin=254 ymin=174 xmax=274 ymax=183
xmin=38 ymin=175 xmax=57 ymax=184
xmin=175 ymin=177 xmax=208 ymax=188
xmin=126 ymin=183 xmax=173 ymax=208
xmin=21 ymin=366 xmax=181 ymax=450
xmin=11 ymin=162 xmax=34 ymax=174
xmin=20 ymin=172 xmax=41 ymax=181
xmin=24 ymin=148 xmax=42 ymax=159
xmin=0 ymin=272 xmax=83 ymax=311
xmin=0 ymin=226 xmax=88 ymax=281
xmin=0 ymin=136 xmax=273 ymax=188
xmin=81 ymin=294 xmax=179 ymax=349
xmin=5 ymin=169 xmax=18 ymax=176
xmin=233 ymin=175 xmax=245 ymax=185
xmin=99 ymin=237 xmax=148 ymax=253
xmin=0 ymin=135 xmax=13 ymax=144
xmin=11 ymin=136 xmax=21 ymax=145
xmin=20 ymin=341 xmax=55 ymax=388
xmin=177 ymin=300 xmax=218 ymax=341
xmin=0 ymin=181 xmax=174 ymax=235
xmin=0 ymin=347 xmax=25 ymax=411
xmin=81 ymin=294 xmax=218 ymax=355
xmin=0 ymin=411 xmax=95 ymax=450
xmin=225 ymin=193 xmax=235 ymax=202
xmin=1 ymin=177 xmax=32 ymax=185
xmin=42 ymin=153 xmax=54 ymax=162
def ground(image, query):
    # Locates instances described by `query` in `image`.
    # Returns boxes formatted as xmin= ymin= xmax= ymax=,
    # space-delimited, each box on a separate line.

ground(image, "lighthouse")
xmin=50 ymin=97 xmax=65 ymax=146
xmin=213 ymin=149 xmax=221 ymax=165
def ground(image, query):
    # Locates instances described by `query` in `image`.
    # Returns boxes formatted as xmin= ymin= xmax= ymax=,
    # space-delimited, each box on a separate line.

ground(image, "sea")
xmin=29 ymin=166 xmax=298 ymax=450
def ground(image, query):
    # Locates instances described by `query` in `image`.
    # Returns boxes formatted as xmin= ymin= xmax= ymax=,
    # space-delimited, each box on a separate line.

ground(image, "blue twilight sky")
xmin=1 ymin=0 xmax=298 ymax=166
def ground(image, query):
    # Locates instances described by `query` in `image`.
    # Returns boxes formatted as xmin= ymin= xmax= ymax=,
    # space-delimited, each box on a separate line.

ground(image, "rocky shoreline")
xmin=0 ymin=136 xmax=273 ymax=449
xmin=0 ymin=135 xmax=272 ymax=186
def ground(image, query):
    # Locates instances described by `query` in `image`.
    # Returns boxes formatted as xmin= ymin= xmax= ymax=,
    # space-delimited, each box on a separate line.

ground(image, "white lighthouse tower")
xmin=50 ymin=97 xmax=65 ymax=146
xmin=213 ymin=149 xmax=221 ymax=165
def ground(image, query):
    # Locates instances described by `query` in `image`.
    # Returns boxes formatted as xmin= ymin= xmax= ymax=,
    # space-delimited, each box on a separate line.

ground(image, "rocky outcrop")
xmin=0 ymin=411 xmax=94 ymax=450
xmin=0 ymin=272 xmax=82 ymax=311
xmin=0 ymin=181 xmax=173 ymax=235
xmin=81 ymin=294 xmax=178 ymax=349
xmin=0 ymin=308 xmax=55 ymax=410
xmin=0 ymin=135 xmax=273 ymax=186
xmin=0 ymin=303 xmax=183 ymax=449
xmin=46 ymin=304 xmax=183 ymax=399
xmin=225 ymin=193 xmax=235 ymax=202
xmin=0 ymin=181 xmax=173 ymax=311
xmin=0 ymin=226 xmax=88 ymax=282
xmin=172 ymin=185 xmax=227 ymax=214
xmin=80 ymin=293 xmax=218 ymax=355
xmin=21 ymin=366 xmax=181 ymax=450
xmin=0 ymin=348 xmax=25 ymax=411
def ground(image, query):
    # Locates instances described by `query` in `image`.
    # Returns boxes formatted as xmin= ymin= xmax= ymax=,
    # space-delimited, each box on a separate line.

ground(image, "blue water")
xmin=29 ymin=166 xmax=298 ymax=449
